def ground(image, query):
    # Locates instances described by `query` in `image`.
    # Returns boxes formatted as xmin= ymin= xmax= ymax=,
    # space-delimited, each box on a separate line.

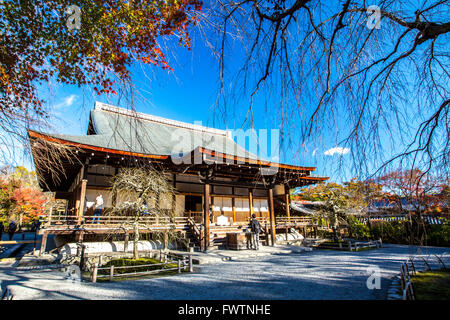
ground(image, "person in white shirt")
xmin=92 ymin=194 xmax=104 ymax=224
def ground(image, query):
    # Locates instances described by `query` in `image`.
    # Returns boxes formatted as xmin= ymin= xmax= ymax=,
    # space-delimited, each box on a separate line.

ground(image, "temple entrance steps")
xmin=209 ymin=225 xmax=244 ymax=248
xmin=186 ymin=232 xmax=201 ymax=251
xmin=185 ymin=220 xmax=270 ymax=251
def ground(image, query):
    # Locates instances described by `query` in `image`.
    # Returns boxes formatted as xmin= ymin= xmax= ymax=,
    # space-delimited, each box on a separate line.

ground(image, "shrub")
xmin=347 ymin=216 xmax=371 ymax=239
xmin=370 ymin=220 xmax=409 ymax=244
xmin=426 ymin=224 xmax=450 ymax=247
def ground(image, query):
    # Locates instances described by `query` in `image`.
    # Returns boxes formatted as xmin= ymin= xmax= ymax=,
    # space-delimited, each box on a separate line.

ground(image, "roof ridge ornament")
xmin=94 ymin=101 xmax=230 ymax=137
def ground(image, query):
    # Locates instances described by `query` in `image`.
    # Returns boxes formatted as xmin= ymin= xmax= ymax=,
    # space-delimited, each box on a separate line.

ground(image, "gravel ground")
xmin=0 ymin=244 xmax=448 ymax=300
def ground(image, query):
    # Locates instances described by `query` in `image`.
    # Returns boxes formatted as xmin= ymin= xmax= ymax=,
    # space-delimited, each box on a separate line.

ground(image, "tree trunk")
xmin=332 ymin=212 xmax=338 ymax=242
xmin=19 ymin=213 xmax=23 ymax=232
xmin=133 ymin=221 xmax=139 ymax=260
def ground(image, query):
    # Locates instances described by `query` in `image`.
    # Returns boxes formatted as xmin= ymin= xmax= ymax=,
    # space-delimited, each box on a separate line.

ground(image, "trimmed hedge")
xmin=345 ymin=217 xmax=450 ymax=247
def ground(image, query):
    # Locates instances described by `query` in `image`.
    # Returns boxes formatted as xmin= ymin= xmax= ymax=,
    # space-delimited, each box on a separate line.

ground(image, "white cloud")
xmin=64 ymin=94 xmax=76 ymax=106
xmin=324 ymin=146 xmax=350 ymax=156
xmin=54 ymin=94 xmax=77 ymax=109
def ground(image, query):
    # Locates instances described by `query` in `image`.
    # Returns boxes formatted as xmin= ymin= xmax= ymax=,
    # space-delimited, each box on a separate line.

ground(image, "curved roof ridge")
xmin=94 ymin=101 xmax=230 ymax=137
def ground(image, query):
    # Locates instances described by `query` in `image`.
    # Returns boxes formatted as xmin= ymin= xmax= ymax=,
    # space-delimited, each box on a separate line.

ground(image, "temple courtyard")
xmin=0 ymin=244 xmax=448 ymax=300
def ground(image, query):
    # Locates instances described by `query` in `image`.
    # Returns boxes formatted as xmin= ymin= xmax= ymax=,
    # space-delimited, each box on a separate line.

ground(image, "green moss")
xmin=318 ymin=241 xmax=378 ymax=251
xmin=353 ymin=246 xmax=377 ymax=251
xmin=411 ymin=269 xmax=450 ymax=300
xmin=101 ymin=258 xmax=179 ymax=274
xmin=85 ymin=257 xmax=188 ymax=282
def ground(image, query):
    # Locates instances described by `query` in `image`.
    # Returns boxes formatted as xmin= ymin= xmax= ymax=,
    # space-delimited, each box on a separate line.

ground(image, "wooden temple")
xmin=29 ymin=102 xmax=328 ymax=253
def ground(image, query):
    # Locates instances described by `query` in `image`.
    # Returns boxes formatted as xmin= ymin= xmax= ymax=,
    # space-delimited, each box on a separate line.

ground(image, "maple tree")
xmin=0 ymin=0 xmax=202 ymax=165
xmin=0 ymin=166 xmax=46 ymax=229
xmin=297 ymin=175 xmax=448 ymax=244
xmin=12 ymin=186 xmax=46 ymax=227
xmin=377 ymin=169 xmax=448 ymax=214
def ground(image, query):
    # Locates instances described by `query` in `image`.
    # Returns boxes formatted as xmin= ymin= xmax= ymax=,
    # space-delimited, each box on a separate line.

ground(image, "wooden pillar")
xmin=232 ymin=187 xmax=236 ymax=224
xmin=78 ymin=179 xmax=87 ymax=224
xmin=39 ymin=231 xmax=48 ymax=256
xmin=124 ymin=232 xmax=129 ymax=253
xmin=232 ymin=197 xmax=236 ymax=225
xmin=268 ymin=188 xmax=276 ymax=246
xmin=203 ymin=183 xmax=211 ymax=251
xmin=249 ymin=189 xmax=254 ymax=218
xmin=76 ymin=230 xmax=84 ymax=243
xmin=47 ymin=193 xmax=55 ymax=228
xmin=163 ymin=232 xmax=169 ymax=249
xmin=172 ymin=174 xmax=177 ymax=216
xmin=285 ymin=188 xmax=291 ymax=223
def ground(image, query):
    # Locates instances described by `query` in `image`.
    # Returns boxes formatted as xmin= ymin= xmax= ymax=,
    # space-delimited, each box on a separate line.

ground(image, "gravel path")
xmin=1 ymin=244 xmax=448 ymax=300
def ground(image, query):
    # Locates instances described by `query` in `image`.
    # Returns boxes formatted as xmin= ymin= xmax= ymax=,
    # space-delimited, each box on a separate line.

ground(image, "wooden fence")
xmin=348 ymin=239 xmax=382 ymax=251
xmin=400 ymin=259 xmax=416 ymax=300
xmin=89 ymin=251 xmax=193 ymax=283
xmin=399 ymin=255 xmax=447 ymax=300
xmin=1 ymin=286 xmax=13 ymax=300
xmin=358 ymin=215 xmax=445 ymax=225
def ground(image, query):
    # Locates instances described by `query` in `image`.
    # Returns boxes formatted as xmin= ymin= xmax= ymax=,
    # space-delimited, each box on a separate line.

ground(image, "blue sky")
xmin=19 ymin=1 xmax=442 ymax=183
xmin=33 ymin=34 xmax=354 ymax=184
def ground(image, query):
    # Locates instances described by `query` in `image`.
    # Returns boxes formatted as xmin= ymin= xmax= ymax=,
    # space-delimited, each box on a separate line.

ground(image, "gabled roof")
xmin=29 ymin=102 xmax=328 ymax=176
xmin=28 ymin=102 xmax=330 ymax=192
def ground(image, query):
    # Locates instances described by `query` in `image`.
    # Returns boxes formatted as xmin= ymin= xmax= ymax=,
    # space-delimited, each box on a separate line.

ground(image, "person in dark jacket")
xmin=249 ymin=214 xmax=261 ymax=250
xmin=8 ymin=221 xmax=17 ymax=241
xmin=0 ymin=223 xmax=4 ymax=241
xmin=31 ymin=219 xmax=41 ymax=232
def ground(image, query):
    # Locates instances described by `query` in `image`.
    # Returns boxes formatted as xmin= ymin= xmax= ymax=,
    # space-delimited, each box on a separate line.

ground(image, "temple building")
xmin=29 ymin=102 xmax=328 ymax=253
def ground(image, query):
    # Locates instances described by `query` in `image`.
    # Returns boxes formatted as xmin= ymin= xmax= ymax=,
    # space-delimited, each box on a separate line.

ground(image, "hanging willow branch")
xmin=208 ymin=0 xmax=449 ymax=179
xmin=108 ymin=166 xmax=182 ymax=259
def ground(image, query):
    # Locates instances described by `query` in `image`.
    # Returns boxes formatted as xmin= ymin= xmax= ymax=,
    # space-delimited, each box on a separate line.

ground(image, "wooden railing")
xmin=400 ymin=259 xmax=416 ymax=300
xmin=44 ymin=215 xmax=189 ymax=228
xmin=276 ymin=216 xmax=313 ymax=226
xmin=185 ymin=211 xmax=203 ymax=224
xmin=187 ymin=217 xmax=204 ymax=250
xmin=348 ymin=239 xmax=382 ymax=251
xmin=399 ymin=255 xmax=447 ymax=300
xmin=254 ymin=217 xmax=269 ymax=224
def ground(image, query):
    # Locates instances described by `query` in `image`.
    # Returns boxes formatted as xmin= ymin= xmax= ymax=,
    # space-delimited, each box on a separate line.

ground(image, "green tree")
xmin=299 ymin=178 xmax=384 ymax=240
xmin=301 ymin=181 xmax=361 ymax=240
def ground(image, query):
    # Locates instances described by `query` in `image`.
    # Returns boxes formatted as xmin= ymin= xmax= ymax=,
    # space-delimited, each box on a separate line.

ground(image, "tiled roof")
xmin=39 ymin=102 xmax=259 ymax=160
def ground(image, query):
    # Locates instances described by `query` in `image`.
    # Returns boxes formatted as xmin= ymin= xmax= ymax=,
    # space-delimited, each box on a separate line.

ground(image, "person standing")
xmin=83 ymin=196 xmax=89 ymax=216
xmin=8 ymin=221 xmax=17 ymax=241
xmin=92 ymin=194 xmax=104 ymax=224
xmin=249 ymin=214 xmax=261 ymax=250
xmin=31 ymin=219 xmax=41 ymax=232
xmin=142 ymin=200 xmax=149 ymax=215
xmin=0 ymin=223 xmax=4 ymax=241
